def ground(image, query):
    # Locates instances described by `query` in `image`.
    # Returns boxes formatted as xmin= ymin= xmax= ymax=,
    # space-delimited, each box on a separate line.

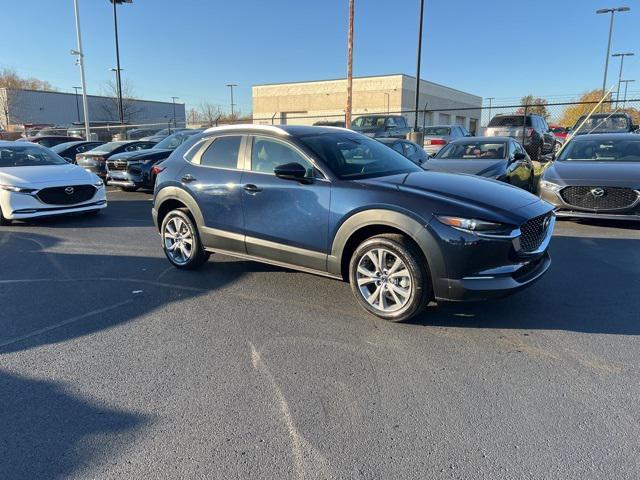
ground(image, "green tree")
xmin=515 ymin=95 xmax=549 ymax=119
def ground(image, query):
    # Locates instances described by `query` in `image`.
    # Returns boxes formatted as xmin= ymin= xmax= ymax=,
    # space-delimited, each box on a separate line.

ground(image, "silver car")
xmin=422 ymin=125 xmax=471 ymax=156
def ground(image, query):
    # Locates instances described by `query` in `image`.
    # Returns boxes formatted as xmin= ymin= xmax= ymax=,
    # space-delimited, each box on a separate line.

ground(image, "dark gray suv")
xmin=153 ymin=125 xmax=555 ymax=322
xmin=486 ymin=114 xmax=555 ymax=160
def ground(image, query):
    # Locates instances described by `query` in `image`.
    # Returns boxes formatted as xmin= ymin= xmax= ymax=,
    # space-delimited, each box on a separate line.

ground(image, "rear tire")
xmin=161 ymin=208 xmax=210 ymax=270
xmin=349 ymin=234 xmax=431 ymax=322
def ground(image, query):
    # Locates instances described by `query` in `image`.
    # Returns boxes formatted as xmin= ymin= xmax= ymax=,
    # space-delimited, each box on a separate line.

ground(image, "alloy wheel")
xmin=356 ymin=248 xmax=412 ymax=313
xmin=163 ymin=216 xmax=194 ymax=265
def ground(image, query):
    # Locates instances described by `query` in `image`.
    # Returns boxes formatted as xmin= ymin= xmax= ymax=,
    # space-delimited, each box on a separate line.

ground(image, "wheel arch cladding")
xmin=155 ymin=186 xmax=205 ymax=231
xmin=328 ymin=209 xmax=448 ymax=296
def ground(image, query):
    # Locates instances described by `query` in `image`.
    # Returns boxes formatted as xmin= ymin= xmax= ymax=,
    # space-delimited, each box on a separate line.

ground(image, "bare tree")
xmin=100 ymin=79 xmax=143 ymax=123
xmin=0 ymin=68 xmax=55 ymax=91
xmin=198 ymin=101 xmax=222 ymax=127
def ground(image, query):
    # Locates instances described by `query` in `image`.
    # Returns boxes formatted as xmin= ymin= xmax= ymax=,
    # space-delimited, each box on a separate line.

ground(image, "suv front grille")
xmin=560 ymin=186 xmax=638 ymax=211
xmin=37 ymin=185 xmax=96 ymax=205
xmin=107 ymin=160 xmax=128 ymax=171
xmin=520 ymin=213 xmax=552 ymax=252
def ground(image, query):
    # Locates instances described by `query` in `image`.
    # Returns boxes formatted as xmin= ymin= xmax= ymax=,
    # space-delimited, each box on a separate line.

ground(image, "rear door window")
xmin=199 ymin=136 xmax=242 ymax=169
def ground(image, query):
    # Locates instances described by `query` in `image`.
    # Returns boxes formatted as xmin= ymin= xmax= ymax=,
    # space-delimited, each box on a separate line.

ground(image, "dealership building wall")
xmin=0 ymin=88 xmax=186 ymax=129
xmin=252 ymin=74 xmax=482 ymax=133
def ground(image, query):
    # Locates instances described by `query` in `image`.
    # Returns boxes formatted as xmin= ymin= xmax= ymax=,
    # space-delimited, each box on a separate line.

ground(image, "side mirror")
xmin=513 ymin=152 xmax=526 ymax=161
xmin=274 ymin=162 xmax=307 ymax=181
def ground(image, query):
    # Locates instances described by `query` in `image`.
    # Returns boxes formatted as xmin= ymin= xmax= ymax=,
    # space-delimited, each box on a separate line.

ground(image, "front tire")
xmin=349 ymin=234 xmax=431 ymax=322
xmin=161 ymin=209 xmax=209 ymax=270
xmin=0 ymin=207 xmax=11 ymax=226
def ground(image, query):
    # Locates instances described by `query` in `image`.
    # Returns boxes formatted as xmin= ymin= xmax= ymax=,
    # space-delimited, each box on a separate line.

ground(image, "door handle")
xmin=181 ymin=174 xmax=196 ymax=183
xmin=243 ymin=184 xmax=262 ymax=194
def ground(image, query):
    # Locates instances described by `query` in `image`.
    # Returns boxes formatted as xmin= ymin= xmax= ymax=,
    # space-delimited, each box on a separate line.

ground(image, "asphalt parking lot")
xmin=1 ymin=188 xmax=640 ymax=479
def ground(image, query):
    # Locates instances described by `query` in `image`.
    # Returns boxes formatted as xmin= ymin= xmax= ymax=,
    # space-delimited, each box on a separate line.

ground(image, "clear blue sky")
xmin=1 ymin=0 xmax=639 ymax=113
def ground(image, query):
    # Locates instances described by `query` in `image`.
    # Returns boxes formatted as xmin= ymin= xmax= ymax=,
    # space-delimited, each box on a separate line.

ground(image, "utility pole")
xmin=109 ymin=0 xmax=132 ymax=125
xmin=486 ymin=97 xmax=494 ymax=127
xmin=226 ymin=84 xmax=237 ymax=118
xmin=409 ymin=0 xmax=425 ymax=145
xmin=620 ymin=79 xmax=635 ymax=107
xmin=345 ymin=0 xmax=354 ymax=127
xmin=73 ymin=86 xmax=82 ymax=123
xmin=72 ymin=0 xmax=91 ymax=140
xmin=171 ymin=96 xmax=179 ymax=127
xmin=612 ymin=52 xmax=634 ymax=106
xmin=596 ymin=7 xmax=630 ymax=105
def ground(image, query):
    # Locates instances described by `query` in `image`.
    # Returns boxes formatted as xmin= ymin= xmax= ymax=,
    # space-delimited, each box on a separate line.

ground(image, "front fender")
xmin=327 ymin=208 xmax=448 ymax=297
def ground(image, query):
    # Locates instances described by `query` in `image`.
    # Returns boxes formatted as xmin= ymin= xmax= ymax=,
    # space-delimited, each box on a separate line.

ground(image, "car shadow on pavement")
xmin=0 ymin=370 xmax=148 ymax=480
xmin=0 ymin=231 xmax=256 ymax=355
xmin=409 ymin=235 xmax=640 ymax=335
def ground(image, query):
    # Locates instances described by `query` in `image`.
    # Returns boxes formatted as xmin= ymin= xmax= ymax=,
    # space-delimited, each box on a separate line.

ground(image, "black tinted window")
xmin=200 ymin=136 xmax=241 ymax=168
xmin=488 ymin=116 xmax=532 ymax=127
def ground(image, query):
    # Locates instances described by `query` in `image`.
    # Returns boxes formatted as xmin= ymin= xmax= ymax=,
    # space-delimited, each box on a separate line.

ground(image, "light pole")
xmin=73 ymin=86 xmax=82 ymax=123
xmin=620 ymin=79 xmax=635 ymax=107
xmin=411 ymin=0 xmax=425 ymax=141
xmin=171 ymin=96 xmax=179 ymax=127
xmin=71 ymin=0 xmax=90 ymax=140
xmin=612 ymin=52 xmax=634 ymax=105
xmin=596 ymin=7 xmax=630 ymax=101
xmin=226 ymin=84 xmax=237 ymax=118
xmin=108 ymin=0 xmax=132 ymax=125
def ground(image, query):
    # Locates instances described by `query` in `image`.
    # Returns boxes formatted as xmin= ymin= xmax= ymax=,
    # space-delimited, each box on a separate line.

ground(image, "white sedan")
xmin=0 ymin=141 xmax=107 ymax=225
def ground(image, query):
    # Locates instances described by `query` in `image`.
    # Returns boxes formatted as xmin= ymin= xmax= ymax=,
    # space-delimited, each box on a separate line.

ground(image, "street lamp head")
xmin=612 ymin=52 xmax=635 ymax=57
xmin=616 ymin=6 xmax=630 ymax=12
xmin=597 ymin=6 xmax=630 ymax=13
xmin=108 ymin=0 xmax=133 ymax=4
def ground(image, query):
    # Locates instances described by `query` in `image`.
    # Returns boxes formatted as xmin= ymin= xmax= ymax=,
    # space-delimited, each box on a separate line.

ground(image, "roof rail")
xmin=203 ymin=124 xmax=289 ymax=135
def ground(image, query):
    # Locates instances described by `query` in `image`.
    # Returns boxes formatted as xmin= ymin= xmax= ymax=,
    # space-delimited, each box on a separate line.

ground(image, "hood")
xmin=424 ymin=158 xmax=506 ymax=178
xmin=544 ymin=161 xmax=640 ymax=187
xmin=0 ymin=164 xmax=96 ymax=186
xmin=109 ymin=149 xmax=172 ymax=162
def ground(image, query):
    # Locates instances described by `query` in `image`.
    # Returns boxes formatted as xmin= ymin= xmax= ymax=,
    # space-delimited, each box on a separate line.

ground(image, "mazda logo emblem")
xmin=590 ymin=187 xmax=605 ymax=198
xmin=65 ymin=187 xmax=75 ymax=195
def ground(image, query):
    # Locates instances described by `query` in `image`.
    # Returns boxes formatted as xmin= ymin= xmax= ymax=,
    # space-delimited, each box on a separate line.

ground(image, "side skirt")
xmin=203 ymin=247 xmax=343 ymax=281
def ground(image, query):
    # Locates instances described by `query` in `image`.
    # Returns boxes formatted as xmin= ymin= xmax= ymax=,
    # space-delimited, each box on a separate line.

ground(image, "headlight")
xmin=93 ymin=178 xmax=105 ymax=188
xmin=436 ymin=215 xmax=506 ymax=233
xmin=539 ymin=180 xmax=562 ymax=192
xmin=0 ymin=184 xmax=36 ymax=194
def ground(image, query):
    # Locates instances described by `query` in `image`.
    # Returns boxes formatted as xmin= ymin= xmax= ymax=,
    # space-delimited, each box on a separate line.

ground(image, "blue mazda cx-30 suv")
xmin=152 ymin=125 xmax=555 ymax=322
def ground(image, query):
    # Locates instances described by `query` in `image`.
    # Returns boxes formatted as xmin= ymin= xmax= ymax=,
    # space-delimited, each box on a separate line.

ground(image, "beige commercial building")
xmin=252 ymin=74 xmax=482 ymax=133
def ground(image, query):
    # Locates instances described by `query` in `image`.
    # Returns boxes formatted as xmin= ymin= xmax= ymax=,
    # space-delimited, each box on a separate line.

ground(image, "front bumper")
xmin=427 ymin=208 xmax=555 ymax=302
xmin=1 ymin=187 xmax=107 ymax=220
xmin=108 ymin=168 xmax=150 ymax=188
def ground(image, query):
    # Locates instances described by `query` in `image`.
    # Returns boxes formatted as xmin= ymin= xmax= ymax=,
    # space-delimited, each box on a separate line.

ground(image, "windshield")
xmin=573 ymin=115 xmax=630 ymax=133
xmin=557 ymin=138 xmax=640 ymax=162
xmin=155 ymin=132 xmax=192 ymax=150
xmin=423 ymin=127 xmax=451 ymax=136
xmin=90 ymin=141 xmax=127 ymax=153
xmin=352 ymin=117 xmax=386 ymax=128
xmin=299 ymin=133 xmax=422 ymax=179
xmin=0 ymin=144 xmax=68 ymax=167
xmin=436 ymin=141 xmax=507 ymax=159
xmin=51 ymin=141 xmax=81 ymax=153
